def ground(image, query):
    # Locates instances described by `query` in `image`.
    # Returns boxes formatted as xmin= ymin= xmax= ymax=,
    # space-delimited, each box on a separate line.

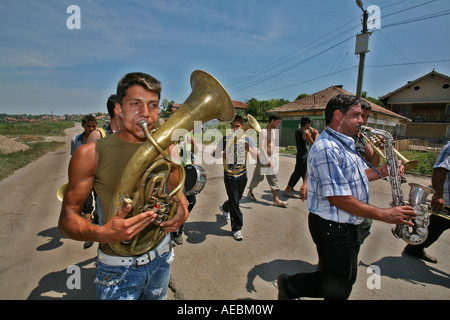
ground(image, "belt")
xmin=97 ymin=235 xmax=172 ymax=267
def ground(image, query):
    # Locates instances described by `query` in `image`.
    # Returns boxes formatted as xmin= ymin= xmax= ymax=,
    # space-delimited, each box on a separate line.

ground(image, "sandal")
xmin=274 ymin=200 xmax=288 ymax=207
xmin=247 ymin=193 xmax=257 ymax=201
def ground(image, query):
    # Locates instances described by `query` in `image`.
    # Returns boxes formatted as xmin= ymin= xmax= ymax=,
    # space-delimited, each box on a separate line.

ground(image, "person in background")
xmin=214 ymin=115 xmax=257 ymax=241
xmin=283 ymin=116 xmax=318 ymax=200
xmin=87 ymin=94 xmax=123 ymax=143
xmin=403 ymin=141 xmax=450 ymax=263
xmin=353 ymin=100 xmax=380 ymax=244
xmin=247 ymin=113 xmax=288 ymax=207
xmin=70 ymin=114 xmax=98 ymax=249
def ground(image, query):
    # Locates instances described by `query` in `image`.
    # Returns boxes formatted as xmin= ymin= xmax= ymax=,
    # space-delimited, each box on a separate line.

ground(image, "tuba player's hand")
xmin=159 ymin=195 xmax=189 ymax=232
xmin=101 ymin=204 xmax=157 ymax=243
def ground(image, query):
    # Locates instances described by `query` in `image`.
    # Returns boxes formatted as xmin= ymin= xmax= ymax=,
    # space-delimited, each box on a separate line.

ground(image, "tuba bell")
xmin=107 ymin=70 xmax=235 ymax=256
xmin=223 ymin=114 xmax=261 ymax=175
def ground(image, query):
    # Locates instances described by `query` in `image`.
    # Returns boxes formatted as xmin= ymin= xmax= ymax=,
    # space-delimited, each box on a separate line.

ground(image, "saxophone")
xmin=361 ymin=127 xmax=432 ymax=245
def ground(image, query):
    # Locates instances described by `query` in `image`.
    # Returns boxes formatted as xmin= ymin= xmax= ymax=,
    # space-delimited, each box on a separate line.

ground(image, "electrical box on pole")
xmin=355 ymin=33 xmax=370 ymax=54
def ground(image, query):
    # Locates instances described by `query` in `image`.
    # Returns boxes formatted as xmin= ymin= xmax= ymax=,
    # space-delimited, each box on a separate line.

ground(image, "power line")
xmin=237 ymin=59 xmax=450 ymax=100
xmin=228 ymin=1 xmax=448 ymax=99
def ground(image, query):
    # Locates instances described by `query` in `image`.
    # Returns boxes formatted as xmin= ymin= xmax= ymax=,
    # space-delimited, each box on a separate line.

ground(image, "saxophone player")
xmin=58 ymin=72 xmax=189 ymax=300
xmin=277 ymin=94 xmax=416 ymax=300
xmin=403 ymin=141 xmax=450 ymax=263
xmin=353 ymin=100 xmax=380 ymax=244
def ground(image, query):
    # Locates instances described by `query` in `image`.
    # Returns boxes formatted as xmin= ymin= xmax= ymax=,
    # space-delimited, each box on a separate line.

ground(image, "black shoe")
xmin=277 ymin=274 xmax=291 ymax=300
xmin=403 ymin=245 xmax=437 ymax=263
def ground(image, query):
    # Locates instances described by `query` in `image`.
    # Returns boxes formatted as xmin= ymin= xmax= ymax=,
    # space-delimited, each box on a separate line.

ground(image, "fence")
xmin=395 ymin=139 xmax=427 ymax=152
xmin=395 ymin=139 xmax=444 ymax=152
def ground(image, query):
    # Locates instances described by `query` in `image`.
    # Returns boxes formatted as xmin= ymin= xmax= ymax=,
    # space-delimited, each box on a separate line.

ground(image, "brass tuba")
xmin=360 ymin=126 xmax=418 ymax=171
xmin=223 ymin=114 xmax=261 ymax=174
xmin=107 ymin=70 xmax=235 ymax=256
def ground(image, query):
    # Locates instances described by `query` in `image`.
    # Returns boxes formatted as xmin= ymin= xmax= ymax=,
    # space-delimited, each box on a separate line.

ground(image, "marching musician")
xmin=277 ymin=94 xmax=417 ymax=300
xmin=172 ymin=131 xmax=198 ymax=245
xmin=214 ymin=115 xmax=257 ymax=241
xmin=283 ymin=116 xmax=318 ymax=200
xmin=353 ymin=100 xmax=380 ymax=244
xmin=403 ymin=141 xmax=450 ymax=263
xmin=58 ymin=72 xmax=189 ymax=300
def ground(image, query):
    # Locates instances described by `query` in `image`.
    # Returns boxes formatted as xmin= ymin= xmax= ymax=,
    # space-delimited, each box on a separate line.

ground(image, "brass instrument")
xmin=360 ymin=126 xmax=418 ymax=171
xmin=426 ymin=200 xmax=450 ymax=221
xmin=57 ymin=182 xmax=68 ymax=202
xmin=107 ymin=70 xmax=235 ymax=256
xmin=362 ymin=126 xmax=430 ymax=245
xmin=223 ymin=114 xmax=261 ymax=174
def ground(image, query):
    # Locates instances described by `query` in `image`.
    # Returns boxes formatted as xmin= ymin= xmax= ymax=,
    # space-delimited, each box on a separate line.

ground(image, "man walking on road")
xmin=277 ymin=94 xmax=417 ymax=300
xmin=58 ymin=72 xmax=189 ymax=300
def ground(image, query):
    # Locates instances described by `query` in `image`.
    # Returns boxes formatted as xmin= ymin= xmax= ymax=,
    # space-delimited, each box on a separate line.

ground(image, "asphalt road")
xmin=0 ymin=124 xmax=448 ymax=300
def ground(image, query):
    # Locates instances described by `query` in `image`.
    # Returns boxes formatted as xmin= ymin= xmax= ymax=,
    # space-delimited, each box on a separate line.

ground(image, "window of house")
xmin=413 ymin=85 xmax=421 ymax=91
xmin=393 ymin=105 xmax=412 ymax=117
xmin=443 ymin=83 xmax=449 ymax=90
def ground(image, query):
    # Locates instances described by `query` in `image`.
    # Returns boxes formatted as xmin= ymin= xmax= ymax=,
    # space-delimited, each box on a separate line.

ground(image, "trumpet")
xmin=426 ymin=200 xmax=450 ymax=221
xmin=223 ymin=114 xmax=261 ymax=175
xmin=360 ymin=126 xmax=418 ymax=171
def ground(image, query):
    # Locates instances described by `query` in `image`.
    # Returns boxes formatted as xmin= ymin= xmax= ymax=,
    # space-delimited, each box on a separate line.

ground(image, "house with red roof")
xmin=269 ymin=85 xmax=409 ymax=147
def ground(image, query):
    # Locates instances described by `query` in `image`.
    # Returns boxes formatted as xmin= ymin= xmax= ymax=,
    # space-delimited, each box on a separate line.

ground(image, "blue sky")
xmin=1 ymin=0 xmax=449 ymax=115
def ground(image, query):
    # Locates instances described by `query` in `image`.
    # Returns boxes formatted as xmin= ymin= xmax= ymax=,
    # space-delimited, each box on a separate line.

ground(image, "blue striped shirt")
xmin=307 ymin=127 xmax=369 ymax=224
xmin=433 ymin=141 xmax=450 ymax=204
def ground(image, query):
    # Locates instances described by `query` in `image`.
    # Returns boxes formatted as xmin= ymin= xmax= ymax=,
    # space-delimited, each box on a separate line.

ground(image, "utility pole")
xmin=355 ymin=2 xmax=369 ymax=98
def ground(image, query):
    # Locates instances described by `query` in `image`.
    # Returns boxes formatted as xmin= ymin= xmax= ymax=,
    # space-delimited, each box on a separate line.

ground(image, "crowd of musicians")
xmin=58 ymin=71 xmax=449 ymax=300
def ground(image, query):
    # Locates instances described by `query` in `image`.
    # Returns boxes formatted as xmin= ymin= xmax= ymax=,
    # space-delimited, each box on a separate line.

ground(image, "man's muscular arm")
xmin=58 ymin=143 xmax=156 ymax=243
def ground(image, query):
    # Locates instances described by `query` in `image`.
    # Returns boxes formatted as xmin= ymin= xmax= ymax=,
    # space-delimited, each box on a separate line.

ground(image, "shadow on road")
xmin=36 ymin=226 xmax=67 ymax=251
xmin=360 ymin=253 xmax=450 ymax=289
xmin=27 ymin=257 xmax=96 ymax=300
xmin=246 ymin=259 xmax=318 ymax=293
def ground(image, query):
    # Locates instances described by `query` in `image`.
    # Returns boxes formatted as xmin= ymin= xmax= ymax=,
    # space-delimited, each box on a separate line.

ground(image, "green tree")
xmin=160 ymin=99 xmax=174 ymax=119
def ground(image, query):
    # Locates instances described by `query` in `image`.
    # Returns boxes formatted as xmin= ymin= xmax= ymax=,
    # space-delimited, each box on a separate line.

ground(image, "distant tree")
xmin=160 ymin=99 xmax=174 ymax=118
xmin=362 ymin=91 xmax=386 ymax=108
xmin=245 ymin=98 xmax=290 ymax=121
xmin=295 ymin=93 xmax=309 ymax=100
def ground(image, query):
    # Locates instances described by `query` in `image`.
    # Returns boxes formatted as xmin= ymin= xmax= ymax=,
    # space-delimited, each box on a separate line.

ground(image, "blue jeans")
xmin=95 ymin=250 xmax=173 ymax=300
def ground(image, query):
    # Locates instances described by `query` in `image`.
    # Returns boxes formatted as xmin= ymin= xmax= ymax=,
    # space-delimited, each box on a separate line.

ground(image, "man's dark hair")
xmin=360 ymin=99 xmax=372 ymax=111
xmin=106 ymin=94 xmax=118 ymax=119
xmin=325 ymin=94 xmax=361 ymax=125
xmin=82 ymin=114 xmax=97 ymax=125
xmin=116 ymin=72 xmax=162 ymax=105
xmin=233 ymin=114 xmax=244 ymax=124
xmin=300 ymin=116 xmax=312 ymax=126
xmin=269 ymin=112 xmax=281 ymax=122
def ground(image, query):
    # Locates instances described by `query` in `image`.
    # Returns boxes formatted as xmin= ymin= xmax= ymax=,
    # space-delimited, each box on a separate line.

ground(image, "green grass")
xmin=0 ymin=121 xmax=73 ymax=181
xmin=0 ymin=141 xmax=64 ymax=181
xmin=0 ymin=121 xmax=73 ymax=136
